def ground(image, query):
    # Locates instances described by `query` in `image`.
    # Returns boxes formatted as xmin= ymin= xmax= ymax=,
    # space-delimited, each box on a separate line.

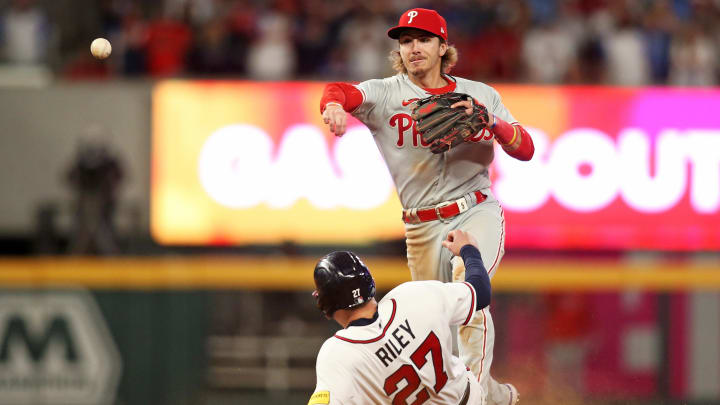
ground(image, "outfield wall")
xmin=0 ymin=258 xmax=718 ymax=404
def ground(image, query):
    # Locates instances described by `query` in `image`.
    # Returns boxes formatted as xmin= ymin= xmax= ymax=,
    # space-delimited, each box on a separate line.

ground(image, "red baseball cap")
xmin=387 ymin=8 xmax=448 ymax=42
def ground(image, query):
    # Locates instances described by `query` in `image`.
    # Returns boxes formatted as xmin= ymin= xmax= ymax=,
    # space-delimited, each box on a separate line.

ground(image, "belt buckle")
xmin=434 ymin=201 xmax=452 ymax=223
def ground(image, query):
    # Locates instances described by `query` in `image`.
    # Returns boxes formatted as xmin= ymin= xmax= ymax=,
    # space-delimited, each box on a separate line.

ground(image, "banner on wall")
xmin=152 ymin=81 xmax=720 ymax=250
xmin=0 ymin=291 xmax=121 ymax=404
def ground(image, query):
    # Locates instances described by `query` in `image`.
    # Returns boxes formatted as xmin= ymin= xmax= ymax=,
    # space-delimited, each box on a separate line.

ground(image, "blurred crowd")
xmin=1 ymin=0 xmax=720 ymax=85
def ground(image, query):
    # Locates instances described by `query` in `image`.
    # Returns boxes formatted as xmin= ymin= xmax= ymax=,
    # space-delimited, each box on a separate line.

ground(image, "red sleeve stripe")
xmin=334 ymin=299 xmax=397 ymax=344
xmin=462 ymin=282 xmax=476 ymax=326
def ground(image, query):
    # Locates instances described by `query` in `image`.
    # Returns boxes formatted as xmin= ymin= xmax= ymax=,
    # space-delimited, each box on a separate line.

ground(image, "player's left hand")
xmin=450 ymin=100 xmax=495 ymax=127
xmin=442 ymin=229 xmax=479 ymax=256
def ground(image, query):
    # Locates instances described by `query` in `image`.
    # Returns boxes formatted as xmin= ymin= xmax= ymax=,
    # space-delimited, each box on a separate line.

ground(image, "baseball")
xmin=90 ymin=38 xmax=112 ymax=60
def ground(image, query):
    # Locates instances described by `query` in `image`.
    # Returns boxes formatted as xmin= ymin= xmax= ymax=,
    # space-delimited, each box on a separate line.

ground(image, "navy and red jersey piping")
xmin=462 ymin=282 xmax=476 ymax=325
xmin=334 ymin=299 xmax=397 ymax=344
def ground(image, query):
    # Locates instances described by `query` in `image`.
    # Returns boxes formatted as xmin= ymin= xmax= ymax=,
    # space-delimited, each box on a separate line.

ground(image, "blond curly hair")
xmin=389 ymin=43 xmax=458 ymax=74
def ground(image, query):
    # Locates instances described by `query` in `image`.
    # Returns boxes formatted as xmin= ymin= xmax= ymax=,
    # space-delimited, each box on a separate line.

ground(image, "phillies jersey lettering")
xmin=389 ymin=114 xmax=431 ymax=148
xmin=389 ymin=113 xmax=494 ymax=148
xmin=352 ymin=74 xmax=517 ymax=209
xmin=311 ymin=281 xmax=477 ymax=405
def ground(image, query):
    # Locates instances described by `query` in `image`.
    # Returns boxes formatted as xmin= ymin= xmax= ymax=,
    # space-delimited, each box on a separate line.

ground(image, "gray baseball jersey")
xmin=309 ymin=280 xmax=483 ymax=405
xmin=352 ymin=73 xmax=517 ymax=209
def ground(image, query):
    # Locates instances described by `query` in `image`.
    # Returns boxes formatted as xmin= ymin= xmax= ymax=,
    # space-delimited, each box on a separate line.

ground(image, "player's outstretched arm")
xmin=320 ymin=82 xmax=363 ymax=137
xmin=443 ymin=230 xmax=491 ymax=309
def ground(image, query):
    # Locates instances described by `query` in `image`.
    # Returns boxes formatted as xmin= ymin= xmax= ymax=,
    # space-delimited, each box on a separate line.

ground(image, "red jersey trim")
xmin=422 ymin=75 xmax=457 ymax=95
xmin=333 ymin=299 xmax=397 ymax=344
xmin=478 ymin=307 xmax=488 ymax=380
xmin=461 ymin=282 xmax=476 ymax=326
xmin=486 ymin=208 xmax=505 ymax=275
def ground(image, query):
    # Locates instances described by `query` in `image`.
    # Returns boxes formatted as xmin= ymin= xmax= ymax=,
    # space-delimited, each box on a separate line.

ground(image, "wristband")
xmin=325 ymin=102 xmax=343 ymax=109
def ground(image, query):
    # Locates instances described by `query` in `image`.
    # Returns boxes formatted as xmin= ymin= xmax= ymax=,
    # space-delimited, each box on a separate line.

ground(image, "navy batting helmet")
xmin=313 ymin=251 xmax=376 ymax=318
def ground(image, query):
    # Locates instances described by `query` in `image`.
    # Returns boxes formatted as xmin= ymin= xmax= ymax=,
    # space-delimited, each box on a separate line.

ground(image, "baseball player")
xmin=319 ymin=8 xmax=534 ymax=405
xmin=309 ymin=230 xmax=491 ymax=405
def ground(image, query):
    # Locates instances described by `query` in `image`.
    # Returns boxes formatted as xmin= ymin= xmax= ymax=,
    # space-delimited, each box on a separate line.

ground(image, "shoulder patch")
xmin=308 ymin=391 xmax=330 ymax=404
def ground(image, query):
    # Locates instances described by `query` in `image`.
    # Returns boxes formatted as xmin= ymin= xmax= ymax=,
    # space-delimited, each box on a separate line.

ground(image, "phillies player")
xmin=309 ymin=230 xmax=490 ymax=405
xmin=320 ymin=8 xmax=533 ymax=405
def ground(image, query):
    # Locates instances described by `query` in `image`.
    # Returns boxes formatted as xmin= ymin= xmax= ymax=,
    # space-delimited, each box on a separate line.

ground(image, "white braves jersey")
xmin=309 ymin=280 xmax=477 ymax=405
xmin=352 ymin=74 xmax=517 ymax=209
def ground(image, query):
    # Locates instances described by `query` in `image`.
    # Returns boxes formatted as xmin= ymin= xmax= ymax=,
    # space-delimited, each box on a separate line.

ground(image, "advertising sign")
xmin=0 ymin=291 xmax=121 ymax=404
xmin=152 ymin=82 xmax=720 ymax=250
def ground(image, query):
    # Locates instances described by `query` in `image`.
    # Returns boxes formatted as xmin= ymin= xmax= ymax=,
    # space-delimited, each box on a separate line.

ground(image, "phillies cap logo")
xmin=407 ymin=10 xmax=418 ymax=24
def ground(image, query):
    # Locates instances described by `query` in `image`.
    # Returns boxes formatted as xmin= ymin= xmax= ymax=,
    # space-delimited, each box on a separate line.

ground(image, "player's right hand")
xmin=322 ymin=103 xmax=347 ymax=136
xmin=442 ymin=229 xmax=479 ymax=256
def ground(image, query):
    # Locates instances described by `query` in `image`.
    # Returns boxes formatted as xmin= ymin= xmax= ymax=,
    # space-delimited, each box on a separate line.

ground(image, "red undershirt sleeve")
xmin=320 ymin=82 xmax=364 ymax=114
xmin=491 ymin=116 xmax=535 ymax=161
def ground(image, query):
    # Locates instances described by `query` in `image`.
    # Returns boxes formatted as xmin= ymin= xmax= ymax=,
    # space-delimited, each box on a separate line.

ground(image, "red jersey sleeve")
xmin=320 ymin=82 xmax=364 ymax=114
xmin=491 ymin=117 xmax=535 ymax=161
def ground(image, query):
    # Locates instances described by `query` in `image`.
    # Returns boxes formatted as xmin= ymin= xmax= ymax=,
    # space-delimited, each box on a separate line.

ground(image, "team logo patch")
xmin=308 ymin=391 xmax=330 ymax=404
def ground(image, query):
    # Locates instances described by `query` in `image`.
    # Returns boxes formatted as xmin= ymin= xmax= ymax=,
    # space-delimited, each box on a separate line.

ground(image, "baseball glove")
xmin=410 ymin=92 xmax=490 ymax=154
